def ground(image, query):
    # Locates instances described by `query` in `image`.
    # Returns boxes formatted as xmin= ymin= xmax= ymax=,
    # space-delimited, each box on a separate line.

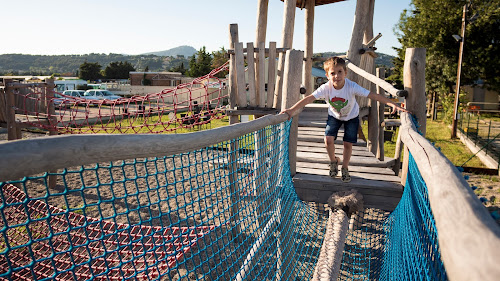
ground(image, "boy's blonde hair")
xmin=323 ymin=57 xmax=347 ymax=72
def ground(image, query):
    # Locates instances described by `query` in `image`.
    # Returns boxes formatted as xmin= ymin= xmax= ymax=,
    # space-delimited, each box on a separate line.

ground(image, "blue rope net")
xmin=379 ymin=153 xmax=447 ymax=281
xmin=0 ymin=116 xmax=449 ymax=280
xmin=0 ymin=120 xmax=329 ymax=280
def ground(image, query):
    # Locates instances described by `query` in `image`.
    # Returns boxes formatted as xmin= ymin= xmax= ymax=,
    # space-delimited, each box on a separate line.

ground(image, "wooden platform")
xmin=293 ymin=103 xmax=403 ymax=211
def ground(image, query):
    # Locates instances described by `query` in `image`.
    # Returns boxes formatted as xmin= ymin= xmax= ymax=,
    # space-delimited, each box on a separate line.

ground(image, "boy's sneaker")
xmin=341 ymin=167 xmax=351 ymax=183
xmin=329 ymin=158 xmax=339 ymax=178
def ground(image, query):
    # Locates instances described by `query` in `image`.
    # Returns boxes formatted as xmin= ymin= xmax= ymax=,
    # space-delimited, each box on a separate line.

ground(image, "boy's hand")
xmin=390 ymin=104 xmax=411 ymax=115
xmin=280 ymin=109 xmax=293 ymax=120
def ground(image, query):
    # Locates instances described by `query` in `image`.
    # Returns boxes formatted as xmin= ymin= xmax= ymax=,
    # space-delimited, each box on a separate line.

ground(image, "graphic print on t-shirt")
xmin=328 ymin=97 xmax=348 ymax=116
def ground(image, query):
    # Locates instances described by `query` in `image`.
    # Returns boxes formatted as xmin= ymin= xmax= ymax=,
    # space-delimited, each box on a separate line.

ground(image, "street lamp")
xmin=451 ymin=4 xmax=467 ymax=139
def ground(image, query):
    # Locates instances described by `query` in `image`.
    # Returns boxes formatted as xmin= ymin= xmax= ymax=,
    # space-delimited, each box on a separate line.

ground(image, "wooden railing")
xmin=0 ymin=113 xmax=288 ymax=183
xmin=399 ymin=112 xmax=500 ymax=281
xmin=346 ymin=47 xmax=500 ymax=281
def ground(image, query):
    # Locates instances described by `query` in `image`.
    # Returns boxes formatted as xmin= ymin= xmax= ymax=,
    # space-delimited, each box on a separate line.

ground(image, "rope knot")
xmin=327 ymin=189 xmax=364 ymax=216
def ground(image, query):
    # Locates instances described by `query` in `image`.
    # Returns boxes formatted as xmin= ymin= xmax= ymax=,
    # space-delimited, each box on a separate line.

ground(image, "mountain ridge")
xmin=0 ymin=46 xmax=395 ymax=75
xmin=140 ymin=45 xmax=197 ymax=57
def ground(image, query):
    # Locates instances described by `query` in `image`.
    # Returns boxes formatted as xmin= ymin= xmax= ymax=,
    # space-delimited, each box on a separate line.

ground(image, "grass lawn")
xmin=362 ymin=117 xmax=485 ymax=168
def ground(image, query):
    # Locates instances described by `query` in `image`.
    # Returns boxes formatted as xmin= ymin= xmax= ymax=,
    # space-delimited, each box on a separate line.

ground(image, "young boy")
xmin=281 ymin=57 xmax=408 ymax=182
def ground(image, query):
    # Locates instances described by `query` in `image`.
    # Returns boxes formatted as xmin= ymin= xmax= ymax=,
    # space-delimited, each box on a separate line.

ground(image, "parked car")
xmin=52 ymin=93 xmax=72 ymax=108
xmin=62 ymin=90 xmax=86 ymax=98
xmin=83 ymin=90 xmax=122 ymax=101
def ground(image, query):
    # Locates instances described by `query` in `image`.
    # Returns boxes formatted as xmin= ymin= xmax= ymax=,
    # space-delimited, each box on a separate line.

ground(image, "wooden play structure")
xmin=0 ymin=1 xmax=499 ymax=280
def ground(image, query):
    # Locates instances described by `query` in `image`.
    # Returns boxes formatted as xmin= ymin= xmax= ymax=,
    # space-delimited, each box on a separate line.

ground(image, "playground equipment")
xmin=1 ymin=0 xmax=499 ymax=280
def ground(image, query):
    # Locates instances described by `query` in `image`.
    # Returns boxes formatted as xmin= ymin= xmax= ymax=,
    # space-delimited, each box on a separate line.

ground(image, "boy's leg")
xmin=342 ymin=142 xmax=353 ymax=169
xmin=326 ymin=136 xmax=340 ymax=177
xmin=324 ymin=136 xmax=337 ymax=162
xmin=325 ymin=115 xmax=342 ymax=177
xmin=341 ymin=116 xmax=359 ymax=182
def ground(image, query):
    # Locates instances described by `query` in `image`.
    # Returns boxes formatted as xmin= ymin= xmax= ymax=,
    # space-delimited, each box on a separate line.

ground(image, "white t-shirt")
xmin=312 ymin=78 xmax=370 ymax=120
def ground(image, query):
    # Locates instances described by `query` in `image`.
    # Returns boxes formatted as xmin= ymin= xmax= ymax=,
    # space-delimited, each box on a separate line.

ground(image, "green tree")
xmin=170 ymin=62 xmax=186 ymax=75
xmin=393 ymin=0 xmax=500 ymax=122
xmin=186 ymin=46 xmax=212 ymax=77
xmin=103 ymin=61 xmax=135 ymax=79
xmin=79 ymin=61 xmax=102 ymax=81
xmin=211 ymin=47 xmax=229 ymax=78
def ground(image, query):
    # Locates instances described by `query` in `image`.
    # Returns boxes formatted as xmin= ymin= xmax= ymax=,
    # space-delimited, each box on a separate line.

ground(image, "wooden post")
xmin=451 ymin=4 xmax=467 ymax=139
xmin=256 ymin=42 xmax=266 ymax=107
xmin=4 ymin=79 xmax=19 ymax=141
xmin=430 ymin=91 xmax=437 ymax=121
xmin=400 ymin=48 xmax=426 ymax=185
xmin=277 ymin=49 xmax=303 ymax=281
xmin=255 ymin=0 xmax=268 ymax=106
xmin=246 ymin=42 xmax=257 ymax=107
xmin=376 ymin=68 xmax=385 ymax=161
xmin=281 ymin=50 xmax=303 ymax=176
xmin=267 ymin=42 xmax=277 ymax=108
xmin=393 ymin=128 xmax=403 ymax=176
xmin=346 ymin=0 xmax=370 ymax=84
xmin=273 ymin=0 xmax=297 ymax=110
xmin=255 ymin=0 xmax=268 ymax=44
xmin=46 ymin=79 xmax=58 ymax=188
xmin=229 ymin=24 xmax=239 ymax=120
xmin=227 ymin=24 xmax=242 ymax=241
xmin=302 ymin=0 xmax=315 ymax=96
xmin=234 ymin=42 xmax=247 ymax=108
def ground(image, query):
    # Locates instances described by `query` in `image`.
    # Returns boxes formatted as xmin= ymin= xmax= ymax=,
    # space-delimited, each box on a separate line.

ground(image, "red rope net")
xmin=0 ymin=183 xmax=216 ymax=280
xmin=11 ymin=63 xmax=229 ymax=134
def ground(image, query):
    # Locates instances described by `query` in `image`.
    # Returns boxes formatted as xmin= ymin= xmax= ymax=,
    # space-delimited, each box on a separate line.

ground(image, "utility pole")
xmin=451 ymin=3 xmax=467 ymax=139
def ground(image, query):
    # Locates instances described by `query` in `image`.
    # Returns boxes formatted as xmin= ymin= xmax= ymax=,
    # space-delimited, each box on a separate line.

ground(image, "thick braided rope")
xmin=311 ymin=208 xmax=349 ymax=281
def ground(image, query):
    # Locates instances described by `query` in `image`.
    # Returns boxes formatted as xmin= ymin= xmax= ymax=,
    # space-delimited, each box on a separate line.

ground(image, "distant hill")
xmin=141 ymin=45 xmax=197 ymax=57
xmin=0 ymin=52 xmax=192 ymax=76
xmin=0 ymin=47 xmax=395 ymax=76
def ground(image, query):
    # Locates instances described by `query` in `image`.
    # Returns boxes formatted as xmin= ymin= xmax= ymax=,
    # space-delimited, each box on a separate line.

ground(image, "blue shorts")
xmin=325 ymin=115 xmax=359 ymax=143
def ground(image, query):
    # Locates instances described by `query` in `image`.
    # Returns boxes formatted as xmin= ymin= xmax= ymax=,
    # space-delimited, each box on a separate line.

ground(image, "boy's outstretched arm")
xmin=280 ymin=94 xmax=317 ymax=120
xmin=367 ymin=92 xmax=410 ymax=114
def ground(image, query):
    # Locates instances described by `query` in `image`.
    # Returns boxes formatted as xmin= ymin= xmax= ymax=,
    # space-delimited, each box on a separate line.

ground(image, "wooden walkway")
xmin=293 ymin=103 xmax=403 ymax=211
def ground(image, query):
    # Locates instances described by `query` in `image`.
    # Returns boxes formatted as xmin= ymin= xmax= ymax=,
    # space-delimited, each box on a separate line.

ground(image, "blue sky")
xmin=1 ymin=0 xmax=412 ymax=56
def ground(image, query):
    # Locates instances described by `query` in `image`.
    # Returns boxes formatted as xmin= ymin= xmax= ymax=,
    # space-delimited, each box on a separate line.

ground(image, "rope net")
xmin=380 ymin=153 xmax=447 ymax=281
xmin=0 ymin=121 xmax=330 ymax=280
xmin=0 ymin=123 xmax=449 ymax=280
xmin=7 ymin=63 xmax=229 ymax=134
xmin=2 ymin=68 xmax=450 ymax=279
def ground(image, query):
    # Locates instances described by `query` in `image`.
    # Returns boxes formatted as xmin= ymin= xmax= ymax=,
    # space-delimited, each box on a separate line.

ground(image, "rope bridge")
xmin=2 ymin=56 xmax=499 ymax=280
xmin=0 ymin=118 xmax=330 ymax=280
xmin=3 ymin=110 xmax=498 ymax=280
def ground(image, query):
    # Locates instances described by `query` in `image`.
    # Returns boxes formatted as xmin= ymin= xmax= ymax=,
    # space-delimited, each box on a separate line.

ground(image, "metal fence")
xmin=459 ymin=110 xmax=500 ymax=166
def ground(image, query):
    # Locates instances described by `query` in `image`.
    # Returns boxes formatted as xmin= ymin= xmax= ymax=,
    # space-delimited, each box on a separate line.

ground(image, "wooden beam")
xmin=246 ymin=42 xmax=257 ymax=107
xmin=376 ymin=68 xmax=385 ymax=161
xmin=226 ymin=47 xmax=290 ymax=55
xmin=345 ymin=60 xmax=407 ymax=98
xmin=274 ymin=0 xmax=297 ymax=110
xmin=234 ymin=42 xmax=247 ymax=107
xmin=255 ymin=0 xmax=269 ymax=45
xmin=267 ymin=42 xmax=277 ymax=108
xmin=4 ymin=79 xmax=19 ymax=140
xmin=281 ymin=50 xmax=303 ymax=176
xmin=0 ymin=113 xmax=289 ymax=182
xmin=403 ymin=48 xmax=427 ymax=135
xmin=400 ymin=48 xmax=426 ymax=185
xmin=228 ymin=23 xmax=239 ymax=121
xmin=346 ymin=0 xmax=370 ymax=83
xmin=225 ymin=108 xmax=279 ymax=116
xmin=228 ymin=23 xmax=242 ymax=243
xmin=303 ymin=0 xmax=315 ymax=96
xmin=399 ymin=112 xmax=500 ymax=281
xmin=256 ymin=42 xmax=266 ymax=108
